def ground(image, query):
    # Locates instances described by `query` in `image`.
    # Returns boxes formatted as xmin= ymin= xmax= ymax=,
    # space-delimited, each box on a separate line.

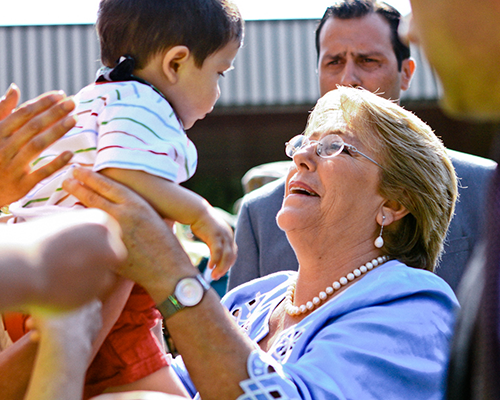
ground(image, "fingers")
xmin=13 ymin=111 xmax=77 ymax=163
xmin=205 ymin=227 xmax=237 ymax=280
xmin=0 ymin=151 xmax=73 ymax=207
xmin=0 ymin=83 xmax=20 ymax=120
xmin=65 ymin=167 xmax=130 ymax=206
xmin=208 ymin=240 xmax=228 ymax=270
xmin=0 ymin=95 xmax=75 ymax=173
xmin=29 ymin=330 xmax=41 ymax=343
xmin=210 ymin=240 xmax=237 ymax=280
xmin=206 ymin=247 xmax=222 ymax=271
xmin=191 ymin=212 xmax=237 ymax=280
xmin=24 ymin=150 xmax=73 ymax=184
xmin=63 ymin=167 xmax=149 ymax=224
xmin=62 ymin=173 xmax=115 ymax=212
xmin=0 ymin=90 xmax=68 ymax=140
xmin=0 ymin=91 xmax=76 ymax=206
xmin=4 ymin=97 xmax=76 ymax=162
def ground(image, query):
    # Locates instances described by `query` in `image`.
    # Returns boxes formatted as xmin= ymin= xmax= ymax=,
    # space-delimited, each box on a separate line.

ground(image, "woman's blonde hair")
xmin=306 ymin=87 xmax=457 ymax=271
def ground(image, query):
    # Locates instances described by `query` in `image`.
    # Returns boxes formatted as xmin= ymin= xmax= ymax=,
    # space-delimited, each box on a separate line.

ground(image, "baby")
xmin=7 ymin=0 xmax=243 ymax=398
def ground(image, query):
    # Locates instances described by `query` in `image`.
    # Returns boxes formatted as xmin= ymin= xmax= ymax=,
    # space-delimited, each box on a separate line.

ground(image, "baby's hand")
xmin=190 ymin=207 xmax=237 ymax=280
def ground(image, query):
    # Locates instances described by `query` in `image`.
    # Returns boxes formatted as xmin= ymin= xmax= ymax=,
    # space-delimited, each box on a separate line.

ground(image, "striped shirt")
xmin=10 ymin=81 xmax=198 ymax=220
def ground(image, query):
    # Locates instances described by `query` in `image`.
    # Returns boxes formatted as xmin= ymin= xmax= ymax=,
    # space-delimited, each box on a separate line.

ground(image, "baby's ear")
xmin=162 ymin=46 xmax=191 ymax=84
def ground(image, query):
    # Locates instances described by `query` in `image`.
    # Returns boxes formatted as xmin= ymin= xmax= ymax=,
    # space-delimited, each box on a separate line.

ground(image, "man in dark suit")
xmin=228 ymin=0 xmax=496 ymax=292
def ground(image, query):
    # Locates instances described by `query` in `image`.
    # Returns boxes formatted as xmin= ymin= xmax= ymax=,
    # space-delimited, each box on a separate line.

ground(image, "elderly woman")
xmin=65 ymin=86 xmax=458 ymax=400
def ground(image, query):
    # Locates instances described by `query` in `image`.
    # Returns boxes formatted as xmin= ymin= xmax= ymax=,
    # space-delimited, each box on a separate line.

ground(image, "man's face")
xmin=317 ymin=13 xmax=414 ymax=102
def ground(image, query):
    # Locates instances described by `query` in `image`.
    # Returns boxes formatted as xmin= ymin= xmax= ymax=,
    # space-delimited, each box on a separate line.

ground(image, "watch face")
xmin=175 ymin=277 xmax=204 ymax=307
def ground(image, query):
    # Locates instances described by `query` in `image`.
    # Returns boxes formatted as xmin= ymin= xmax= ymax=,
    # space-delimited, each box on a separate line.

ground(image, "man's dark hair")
xmin=97 ymin=0 xmax=243 ymax=69
xmin=315 ymin=0 xmax=410 ymax=71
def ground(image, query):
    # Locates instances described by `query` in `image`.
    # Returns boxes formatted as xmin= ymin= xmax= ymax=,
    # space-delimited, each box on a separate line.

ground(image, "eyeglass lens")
xmin=285 ymin=135 xmax=344 ymax=158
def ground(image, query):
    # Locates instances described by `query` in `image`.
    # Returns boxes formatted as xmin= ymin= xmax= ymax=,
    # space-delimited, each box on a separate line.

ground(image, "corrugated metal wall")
xmin=0 ymin=25 xmax=100 ymax=102
xmin=0 ymin=20 xmax=440 ymax=106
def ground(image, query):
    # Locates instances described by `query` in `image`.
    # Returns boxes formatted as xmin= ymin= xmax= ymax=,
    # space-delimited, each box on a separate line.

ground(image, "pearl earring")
xmin=374 ymin=215 xmax=385 ymax=248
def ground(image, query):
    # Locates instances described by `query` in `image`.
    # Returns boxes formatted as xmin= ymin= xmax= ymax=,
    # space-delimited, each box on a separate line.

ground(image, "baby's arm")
xmin=100 ymin=168 xmax=236 ymax=279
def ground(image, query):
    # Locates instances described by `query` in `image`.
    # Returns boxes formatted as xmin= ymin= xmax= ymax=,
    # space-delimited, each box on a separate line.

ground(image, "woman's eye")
xmin=341 ymin=147 xmax=352 ymax=156
xmin=319 ymin=142 xmax=338 ymax=156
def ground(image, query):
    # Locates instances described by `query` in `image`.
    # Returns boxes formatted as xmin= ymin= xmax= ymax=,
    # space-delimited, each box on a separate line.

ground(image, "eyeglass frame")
xmin=285 ymin=134 xmax=384 ymax=169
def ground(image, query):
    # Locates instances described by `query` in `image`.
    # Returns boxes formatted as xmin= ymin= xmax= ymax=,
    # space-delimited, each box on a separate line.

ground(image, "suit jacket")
xmin=228 ymin=150 xmax=497 ymax=292
xmin=446 ymin=163 xmax=500 ymax=399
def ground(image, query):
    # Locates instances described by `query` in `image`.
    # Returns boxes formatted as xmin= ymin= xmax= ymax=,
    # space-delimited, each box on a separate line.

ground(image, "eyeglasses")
xmin=285 ymin=134 xmax=383 ymax=169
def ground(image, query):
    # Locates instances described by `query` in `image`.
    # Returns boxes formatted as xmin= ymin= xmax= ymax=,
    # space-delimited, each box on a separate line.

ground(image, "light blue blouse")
xmin=173 ymin=260 xmax=459 ymax=399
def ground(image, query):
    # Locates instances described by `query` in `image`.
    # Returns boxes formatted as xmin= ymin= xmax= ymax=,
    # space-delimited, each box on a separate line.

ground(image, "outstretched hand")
xmin=0 ymin=84 xmax=76 ymax=207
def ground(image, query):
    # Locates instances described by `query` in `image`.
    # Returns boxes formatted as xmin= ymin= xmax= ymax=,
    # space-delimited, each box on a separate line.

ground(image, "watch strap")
xmin=158 ymin=294 xmax=184 ymax=319
xmin=157 ymin=274 xmax=210 ymax=319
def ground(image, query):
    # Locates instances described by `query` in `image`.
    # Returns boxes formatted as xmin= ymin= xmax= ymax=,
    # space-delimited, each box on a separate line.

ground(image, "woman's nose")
xmin=292 ymin=142 xmax=317 ymax=171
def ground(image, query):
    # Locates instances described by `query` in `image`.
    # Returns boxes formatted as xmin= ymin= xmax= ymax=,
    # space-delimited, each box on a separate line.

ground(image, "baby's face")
xmin=170 ymin=39 xmax=240 ymax=129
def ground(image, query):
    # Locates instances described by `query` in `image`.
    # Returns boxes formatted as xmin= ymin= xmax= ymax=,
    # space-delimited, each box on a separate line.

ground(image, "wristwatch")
xmin=157 ymin=274 xmax=211 ymax=319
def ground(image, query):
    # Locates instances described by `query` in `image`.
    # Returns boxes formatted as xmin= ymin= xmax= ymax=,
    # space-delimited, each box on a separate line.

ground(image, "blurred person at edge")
xmin=406 ymin=0 xmax=500 ymax=398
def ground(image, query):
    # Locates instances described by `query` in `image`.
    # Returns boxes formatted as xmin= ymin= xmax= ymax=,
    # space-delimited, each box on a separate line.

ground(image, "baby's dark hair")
xmin=97 ymin=0 xmax=243 ymax=69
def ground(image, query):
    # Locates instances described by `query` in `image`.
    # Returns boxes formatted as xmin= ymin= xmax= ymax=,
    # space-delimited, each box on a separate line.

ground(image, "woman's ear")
xmin=378 ymin=199 xmax=410 ymax=226
xmin=161 ymin=45 xmax=191 ymax=84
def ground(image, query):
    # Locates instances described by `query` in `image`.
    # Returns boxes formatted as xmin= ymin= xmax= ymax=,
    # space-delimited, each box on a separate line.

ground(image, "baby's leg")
xmin=85 ymin=284 xmax=189 ymax=399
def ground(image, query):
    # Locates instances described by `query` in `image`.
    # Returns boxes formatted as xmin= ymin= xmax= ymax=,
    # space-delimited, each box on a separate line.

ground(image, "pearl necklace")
xmin=284 ymin=255 xmax=389 ymax=316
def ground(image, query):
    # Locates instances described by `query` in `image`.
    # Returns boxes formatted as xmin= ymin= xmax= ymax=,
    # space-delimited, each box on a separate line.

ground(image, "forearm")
xmin=100 ymin=168 xmax=236 ymax=277
xmin=0 ymin=334 xmax=37 ymax=400
xmin=111 ymin=221 xmax=253 ymax=400
xmin=109 ymin=231 xmax=253 ymax=399
xmin=0 ymin=279 xmax=131 ymax=400
xmin=165 ymin=289 xmax=254 ymax=400
xmin=25 ymin=337 xmax=86 ymax=400
xmin=25 ymin=301 xmax=103 ymax=400
xmin=100 ymin=168 xmax=210 ymax=225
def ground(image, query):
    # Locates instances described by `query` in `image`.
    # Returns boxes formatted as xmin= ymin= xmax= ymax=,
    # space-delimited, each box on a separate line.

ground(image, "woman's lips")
xmin=287 ymin=180 xmax=319 ymax=197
